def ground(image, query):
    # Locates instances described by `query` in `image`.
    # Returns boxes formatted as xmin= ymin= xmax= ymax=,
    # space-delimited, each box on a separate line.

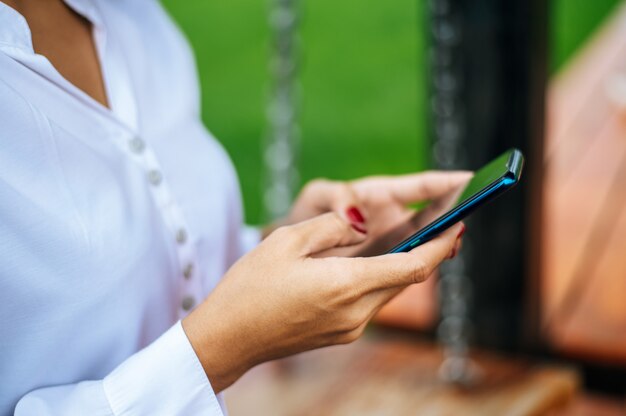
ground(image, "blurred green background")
xmin=161 ymin=0 xmax=622 ymax=224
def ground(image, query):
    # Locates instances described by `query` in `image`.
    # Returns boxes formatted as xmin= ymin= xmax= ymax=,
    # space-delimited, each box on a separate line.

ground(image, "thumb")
xmin=283 ymin=212 xmax=367 ymax=257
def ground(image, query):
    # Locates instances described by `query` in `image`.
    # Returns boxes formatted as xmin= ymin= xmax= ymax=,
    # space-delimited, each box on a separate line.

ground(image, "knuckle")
xmin=289 ymin=231 xmax=307 ymax=250
xmin=271 ymin=225 xmax=303 ymax=248
xmin=304 ymin=178 xmax=332 ymax=194
xmin=338 ymin=325 xmax=366 ymax=344
xmin=325 ymin=212 xmax=350 ymax=235
xmin=337 ymin=181 xmax=352 ymax=194
xmin=269 ymin=225 xmax=290 ymax=241
xmin=338 ymin=182 xmax=359 ymax=203
xmin=408 ymin=258 xmax=430 ymax=284
xmin=326 ymin=270 xmax=360 ymax=302
xmin=338 ymin=309 xmax=365 ymax=333
xmin=331 ymin=211 xmax=349 ymax=228
xmin=327 ymin=272 xmax=350 ymax=294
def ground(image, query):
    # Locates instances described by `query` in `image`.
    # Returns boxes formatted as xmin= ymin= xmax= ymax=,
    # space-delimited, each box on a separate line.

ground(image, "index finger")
xmin=340 ymin=222 xmax=464 ymax=292
xmin=386 ymin=171 xmax=472 ymax=205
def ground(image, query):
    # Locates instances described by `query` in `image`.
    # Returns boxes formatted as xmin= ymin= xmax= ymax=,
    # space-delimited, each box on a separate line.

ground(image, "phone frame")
xmin=387 ymin=149 xmax=524 ymax=253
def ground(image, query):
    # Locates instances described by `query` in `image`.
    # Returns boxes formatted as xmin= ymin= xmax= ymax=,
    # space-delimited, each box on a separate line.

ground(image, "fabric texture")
xmin=0 ymin=0 xmax=259 ymax=414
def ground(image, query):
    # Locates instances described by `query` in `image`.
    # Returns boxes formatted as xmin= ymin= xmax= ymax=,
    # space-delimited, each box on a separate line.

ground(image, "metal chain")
xmin=428 ymin=0 xmax=478 ymax=386
xmin=264 ymin=0 xmax=301 ymax=220
xmin=265 ymin=0 xmax=476 ymax=385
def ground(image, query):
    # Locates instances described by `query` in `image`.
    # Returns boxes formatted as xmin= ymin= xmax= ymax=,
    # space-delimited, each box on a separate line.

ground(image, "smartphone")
xmin=387 ymin=148 xmax=524 ymax=253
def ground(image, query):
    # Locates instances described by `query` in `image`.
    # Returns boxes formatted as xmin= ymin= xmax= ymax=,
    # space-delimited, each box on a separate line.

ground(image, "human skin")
xmin=3 ymin=0 xmax=110 ymax=108
xmin=5 ymin=0 xmax=468 ymax=396
xmin=266 ymin=171 xmax=470 ymax=256
xmin=183 ymin=214 xmax=465 ymax=393
xmin=185 ymin=171 xmax=469 ymax=394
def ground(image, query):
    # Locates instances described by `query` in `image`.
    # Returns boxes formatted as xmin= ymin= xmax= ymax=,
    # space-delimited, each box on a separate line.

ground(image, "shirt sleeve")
xmin=14 ymin=322 xmax=224 ymax=416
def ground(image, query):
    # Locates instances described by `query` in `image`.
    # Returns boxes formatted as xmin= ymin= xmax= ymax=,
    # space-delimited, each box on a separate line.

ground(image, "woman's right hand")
xmin=182 ymin=213 xmax=464 ymax=393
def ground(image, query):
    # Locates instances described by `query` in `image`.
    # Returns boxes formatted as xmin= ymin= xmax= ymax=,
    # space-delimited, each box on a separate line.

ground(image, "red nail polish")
xmin=351 ymin=223 xmax=367 ymax=234
xmin=346 ymin=206 xmax=365 ymax=223
xmin=457 ymin=223 xmax=466 ymax=238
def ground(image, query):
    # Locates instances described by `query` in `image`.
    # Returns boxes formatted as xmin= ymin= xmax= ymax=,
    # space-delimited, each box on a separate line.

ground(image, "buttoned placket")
xmin=0 ymin=0 xmax=201 ymax=318
xmin=73 ymin=0 xmax=202 ymax=317
xmin=125 ymin=133 xmax=201 ymax=317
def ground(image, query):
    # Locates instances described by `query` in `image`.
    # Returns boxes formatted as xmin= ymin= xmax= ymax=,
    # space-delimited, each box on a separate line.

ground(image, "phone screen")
xmin=453 ymin=150 xmax=511 ymax=210
xmin=386 ymin=149 xmax=522 ymax=253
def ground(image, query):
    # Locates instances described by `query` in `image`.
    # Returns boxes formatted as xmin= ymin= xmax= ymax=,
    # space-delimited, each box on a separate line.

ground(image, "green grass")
xmin=299 ymin=0 xmax=427 ymax=218
xmin=162 ymin=0 xmax=425 ymax=223
xmin=161 ymin=0 xmax=620 ymax=224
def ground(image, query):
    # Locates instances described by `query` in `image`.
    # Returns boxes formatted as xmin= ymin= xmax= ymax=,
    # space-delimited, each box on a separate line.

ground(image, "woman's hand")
xmin=182 ymin=213 xmax=464 ymax=393
xmin=265 ymin=171 xmax=471 ymax=256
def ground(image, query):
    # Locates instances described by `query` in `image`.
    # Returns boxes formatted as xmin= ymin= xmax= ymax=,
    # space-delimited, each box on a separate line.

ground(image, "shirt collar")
xmin=0 ymin=0 xmax=102 ymax=54
xmin=64 ymin=0 xmax=103 ymax=28
xmin=0 ymin=3 xmax=32 ymax=53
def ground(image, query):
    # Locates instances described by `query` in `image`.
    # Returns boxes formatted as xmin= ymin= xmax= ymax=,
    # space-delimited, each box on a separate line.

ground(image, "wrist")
xmin=181 ymin=307 xmax=252 ymax=393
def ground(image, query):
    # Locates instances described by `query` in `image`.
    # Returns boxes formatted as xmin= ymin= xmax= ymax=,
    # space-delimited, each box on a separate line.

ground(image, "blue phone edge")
xmin=387 ymin=149 xmax=523 ymax=254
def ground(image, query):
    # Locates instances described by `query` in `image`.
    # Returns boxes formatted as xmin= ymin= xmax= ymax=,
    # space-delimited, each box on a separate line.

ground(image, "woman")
xmin=0 ymin=0 xmax=466 ymax=414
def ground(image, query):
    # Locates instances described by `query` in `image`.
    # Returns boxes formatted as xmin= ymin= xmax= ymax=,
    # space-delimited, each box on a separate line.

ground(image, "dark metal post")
xmin=429 ymin=0 xmax=548 ymax=352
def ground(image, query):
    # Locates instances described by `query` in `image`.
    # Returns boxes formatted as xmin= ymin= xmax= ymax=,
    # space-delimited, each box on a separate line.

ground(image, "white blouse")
xmin=0 ymin=0 xmax=258 ymax=414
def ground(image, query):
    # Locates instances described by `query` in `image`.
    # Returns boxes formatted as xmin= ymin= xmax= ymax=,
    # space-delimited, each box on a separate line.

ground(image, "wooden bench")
xmin=225 ymin=329 xmax=588 ymax=415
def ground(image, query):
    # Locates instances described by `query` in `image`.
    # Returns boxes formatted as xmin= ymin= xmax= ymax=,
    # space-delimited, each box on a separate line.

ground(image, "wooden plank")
xmin=225 ymin=333 xmax=581 ymax=415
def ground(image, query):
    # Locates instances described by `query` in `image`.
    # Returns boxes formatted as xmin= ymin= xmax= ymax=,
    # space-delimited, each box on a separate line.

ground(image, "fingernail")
xmin=457 ymin=223 xmax=466 ymax=239
xmin=346 ymin=206 xmax=366 ymax=224
xmin=351 ymin=222 xmax=367 ymax=234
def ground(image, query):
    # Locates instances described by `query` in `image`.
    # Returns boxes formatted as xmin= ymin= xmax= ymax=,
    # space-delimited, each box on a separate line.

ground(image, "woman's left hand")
xmin=265 ymin=171 xmax=472 ymax=257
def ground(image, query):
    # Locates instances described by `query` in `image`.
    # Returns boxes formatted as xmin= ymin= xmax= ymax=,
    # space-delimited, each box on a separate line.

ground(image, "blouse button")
xmin=176 ymin=228 xmax=188 ymax=244
xmin=183 ymin=264 xmax=194 ymax=279
xmin=147 ymin=169 xmax=162 ymax=186
xmin=181 ymin=296 xmax=195 ymax=311
xmin=128 ymin=137 xmax=145 ymax=154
